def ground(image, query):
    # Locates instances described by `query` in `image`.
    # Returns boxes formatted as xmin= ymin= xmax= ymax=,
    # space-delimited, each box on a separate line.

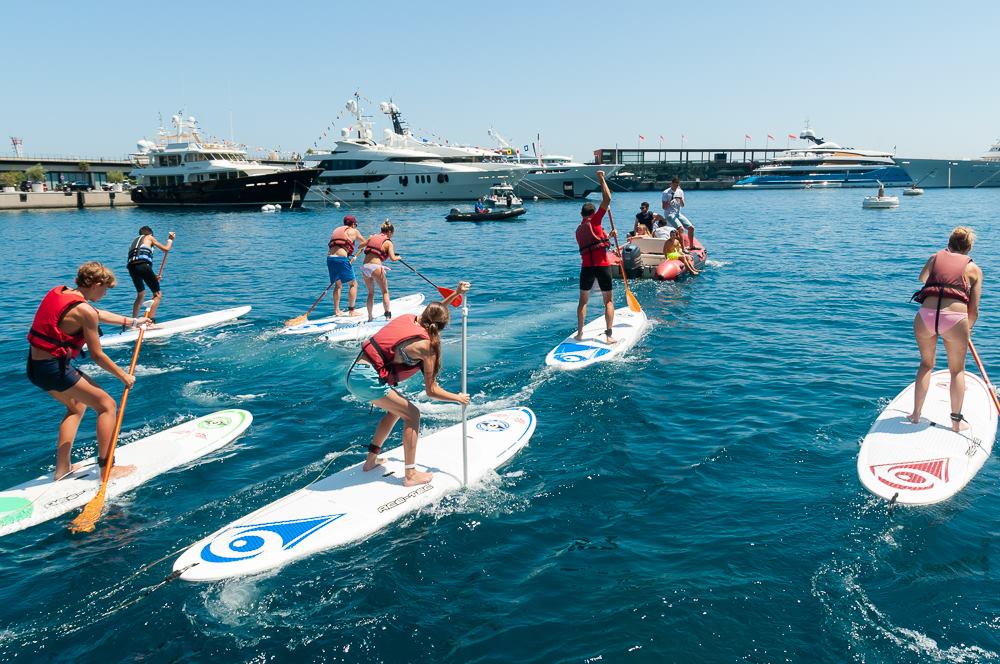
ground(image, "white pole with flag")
xmin=461 ymin=294 xmax=469 ymax=487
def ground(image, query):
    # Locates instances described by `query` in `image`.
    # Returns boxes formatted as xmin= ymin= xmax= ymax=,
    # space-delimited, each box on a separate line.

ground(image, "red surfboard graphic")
xmin=869 ymin=457 xmax=950 ymax=491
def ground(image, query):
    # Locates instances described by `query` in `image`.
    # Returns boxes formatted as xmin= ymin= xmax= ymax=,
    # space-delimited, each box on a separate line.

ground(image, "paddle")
xmin=969 ymin=340 xmax=1000 ymax=415
xmin=141 ymin=245 xmax=174 ymax=310
xmin=461 ymin=294 xmax=469 ymax=487
xmin=68 ymin=308 xmax=150 ymax=534
xmin=397 ymin=258 xmax=463 ymax=306
xmin=284 ymin=250 xmax=364 ymax=326
xmin=605 ymin=209 xmax=642 ymax=313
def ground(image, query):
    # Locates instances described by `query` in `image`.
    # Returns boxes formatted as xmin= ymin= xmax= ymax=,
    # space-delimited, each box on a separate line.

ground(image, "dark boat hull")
xmin=445 ymin=207 xmax=527 ymax=222
xmin=131 ymin=169 xmax=322 ymax=208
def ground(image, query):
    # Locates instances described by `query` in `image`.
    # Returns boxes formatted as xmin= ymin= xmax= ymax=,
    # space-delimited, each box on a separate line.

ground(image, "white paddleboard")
xmin=858 ymin=370 xmax=997 ymax=505
xmin=98 ymin=306 xmax=252 ymax=347
xmin=319 ymin=298 xmax=428 ymax=344
xmin=0 ymin=409 xmax=253 ymax=537
xmin=281 ymin=294 xmax=425 ymax=336
xmin=173 ymin=407 xmax=535 ymax=582
xmin=545 ymin=307 xmax=648 ymax=370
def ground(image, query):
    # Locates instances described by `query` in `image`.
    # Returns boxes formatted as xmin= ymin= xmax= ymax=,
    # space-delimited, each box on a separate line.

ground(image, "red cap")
xmin=343 ymin=215 xmax=358 ymax=225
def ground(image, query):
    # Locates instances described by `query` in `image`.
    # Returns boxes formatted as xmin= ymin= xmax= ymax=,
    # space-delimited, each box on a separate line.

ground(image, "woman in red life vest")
xmin=909 ymin=227 xmax=983 ymax=431
xmin=361 ymin=220 xmax=402 ymax=322
xmin=26 ymin=262 xmax=150 ymax=480
xmin=345 ymin=282 xmax=471 ymax=486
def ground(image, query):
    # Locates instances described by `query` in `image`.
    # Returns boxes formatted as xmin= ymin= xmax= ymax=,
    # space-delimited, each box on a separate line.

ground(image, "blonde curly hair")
xmin=75 ymin=261 xmax=117 ymax=288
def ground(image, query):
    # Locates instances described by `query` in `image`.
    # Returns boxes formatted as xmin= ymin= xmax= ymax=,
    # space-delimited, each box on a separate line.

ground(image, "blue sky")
xmin=2 ymin=0 xmax=996 ymax=161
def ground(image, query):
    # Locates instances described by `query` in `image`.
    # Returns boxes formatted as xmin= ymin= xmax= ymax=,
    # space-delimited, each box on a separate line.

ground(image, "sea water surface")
xmin=1 ymin=189 xmax=999 ymax=662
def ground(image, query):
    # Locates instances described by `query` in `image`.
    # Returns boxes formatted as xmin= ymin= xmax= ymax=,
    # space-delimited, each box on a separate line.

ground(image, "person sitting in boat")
xmin=26 ymin=262 xmax=150 ymax=481
xmin=474 ymin=198 xmax=488 ymax=214
xmin=908 ymin=226 xmax=982 ymax=431
xmin=346 ymin=282 xmax=472 ymax=486
xmin=664 ymin=230 xmax=700 ymax=276
xmin=633 ymin=222 xmax=653 ymax=238
xmin=630 ymin=202 xmax=655 ymax=238
xmin=361 ymin=220 xmax=402 ymax=322
xmin=877 ymin=183 xmax=886 ymax=198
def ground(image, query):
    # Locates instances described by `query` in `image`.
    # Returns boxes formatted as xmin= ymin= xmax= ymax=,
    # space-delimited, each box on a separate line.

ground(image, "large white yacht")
xmin=302 ymin=98 xmax=523 ymax=204
xmin=733 ymin=128 xmax=910 ymax=189
xmin=896 ymin=139 xmax=1000 ymax=188
xmin=379 ymin=103 xmax=619 ymax=199
xmin=130 ymin=114 xmax=320 ymax=207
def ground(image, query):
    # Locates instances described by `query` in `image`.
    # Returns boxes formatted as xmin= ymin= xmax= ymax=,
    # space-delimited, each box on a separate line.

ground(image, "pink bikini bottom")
xmin=917 ymin=307 xmax=968 ymax=334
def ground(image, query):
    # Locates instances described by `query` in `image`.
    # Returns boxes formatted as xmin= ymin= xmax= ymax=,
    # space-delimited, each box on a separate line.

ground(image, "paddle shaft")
xmin=969 ymin=339 xmax=1000 ymax=415
xmin=606 ymin=209 xmax=641 ymax=312
xmin=397 ymin=258 xmax=461 ymax=305
xmin=461 ymin=296 xmax=469 ymax=487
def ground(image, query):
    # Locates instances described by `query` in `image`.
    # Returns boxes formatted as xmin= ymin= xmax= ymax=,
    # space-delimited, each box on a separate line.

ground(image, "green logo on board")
xmin=198 ymin=415 xmax=232 ymax=430
xmin=0 ymin=497 xmax=33 ymax=527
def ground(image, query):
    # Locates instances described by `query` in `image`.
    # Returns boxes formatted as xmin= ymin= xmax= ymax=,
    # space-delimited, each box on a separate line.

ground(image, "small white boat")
xmin=862 ymin=195 xmax=899 ymax=209
xmin=903 ymin=186 xmax=924 ymax=196
xmin=485 ymin=183 xmax=522 ymax=207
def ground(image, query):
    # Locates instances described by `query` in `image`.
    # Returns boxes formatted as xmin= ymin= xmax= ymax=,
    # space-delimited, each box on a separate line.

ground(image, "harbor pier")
xmin=0 ymin=190 xmax=135 ymax=211
xmin=594 ymin=146 xmax=788 ymax=190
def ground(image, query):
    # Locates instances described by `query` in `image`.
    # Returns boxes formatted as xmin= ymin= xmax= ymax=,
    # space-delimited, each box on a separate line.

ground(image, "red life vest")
xmin=360 ymin=315 xmax=429 ymax=386
xmin=576 ymin=218 xmax=610 ymax=267
xmin=27 ymin=287 xmax=88 ymax=359
xmin=328 ymin=226 xmax=355 ymax=255
xmin=364 ymin=233 xmax=390 ymax=260
xmin=913 ymin=250 xmax=972 ymax=304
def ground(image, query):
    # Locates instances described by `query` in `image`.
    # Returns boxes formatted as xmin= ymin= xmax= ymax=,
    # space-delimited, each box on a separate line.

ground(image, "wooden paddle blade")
xmin=284 ymin=314 xmax=308 ymax=327
xmin=438 ymin=288 xmax=462 ymax=306
xmin=68 ymin=485 xmax=107 ymax=534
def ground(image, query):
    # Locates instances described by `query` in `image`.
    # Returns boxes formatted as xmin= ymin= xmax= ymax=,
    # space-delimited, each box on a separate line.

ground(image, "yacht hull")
xmin=514 ymin=164 xmax=619 ymax=199
xmin=131 ymin=169 xmax=321 ymax=208
xmin=896 ymin=158 xmax=1000 ymax=188
xmin=734 ymin=165 xmax=911 ymax=189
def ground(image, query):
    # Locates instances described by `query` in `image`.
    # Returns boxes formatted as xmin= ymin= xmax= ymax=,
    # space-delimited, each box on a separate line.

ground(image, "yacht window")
xmin=437 ymin=174 xmax=444 ymax=183
xmin=209 ymin=173 xmax=218 ymax=180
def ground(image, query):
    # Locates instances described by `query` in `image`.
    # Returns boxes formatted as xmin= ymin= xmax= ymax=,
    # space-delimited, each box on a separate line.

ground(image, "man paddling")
xmin=328 ymin=214 xmax=366 ymax=316
xmin=127 ymin=225 xmax=174 ymax=323
xmin=575 ymin=170 xmax=616 ymax=344
xmin=27 ymin=262 xmax=149 ymax=480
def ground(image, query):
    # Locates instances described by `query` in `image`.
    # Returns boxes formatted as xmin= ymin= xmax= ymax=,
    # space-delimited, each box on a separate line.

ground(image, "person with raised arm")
xmin=26 ymin=262 xmax=150 ymax=480
xmin=575 ymin=170 xmax=616 ymax=344
xmin=126 ymin=225 xmax=174 ymax=323
xmin=345 ymin=282 xmax=472 ymax=486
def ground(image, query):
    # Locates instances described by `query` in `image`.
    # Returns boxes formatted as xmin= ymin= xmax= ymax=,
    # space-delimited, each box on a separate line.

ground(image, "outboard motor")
xmin=621 ymin=243 xmax=643 ymax=275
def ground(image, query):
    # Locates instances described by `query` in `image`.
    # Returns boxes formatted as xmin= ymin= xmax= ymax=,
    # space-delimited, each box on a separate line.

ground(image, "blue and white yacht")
xmin=734 ymin=128 xmax=910 ymax=189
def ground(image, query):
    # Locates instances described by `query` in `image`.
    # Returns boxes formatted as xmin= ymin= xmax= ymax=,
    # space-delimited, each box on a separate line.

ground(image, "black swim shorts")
xmin=127 ymin=261 xmax=160 ymax=294
xmin=26 ymin=355 xmax=85 ymax=393
xmin=579 ymin=266 xmax=614 ymax=292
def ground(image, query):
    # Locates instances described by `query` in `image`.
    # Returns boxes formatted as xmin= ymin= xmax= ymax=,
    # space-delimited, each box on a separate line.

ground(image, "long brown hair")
xmin=418 ymin=302 xmax=450 ymax=381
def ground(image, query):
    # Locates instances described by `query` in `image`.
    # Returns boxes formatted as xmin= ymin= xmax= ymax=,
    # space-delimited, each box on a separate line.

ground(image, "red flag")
xmin=745 ymin=134 xmax=752 ymax=140
xmin=638 ymin=134 xmax=645 ymax=140
xmin=767 ymin=133 xmax=775 ymax=140
xmin=659 ymin=135 xmax=664 ymax=142
xmin=787 ymin=133 xmax=796 ymax=139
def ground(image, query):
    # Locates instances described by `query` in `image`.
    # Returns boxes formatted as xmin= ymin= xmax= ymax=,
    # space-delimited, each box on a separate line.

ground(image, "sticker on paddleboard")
xmin=545 ymin=307 xmax=648 ymax=370
xmin=0 ymin=409 xmax=253 ymax=537
xmin=174 ymin=407 xmax=535 ymax=582
xmin=97 ymin=306 xmax=252 ymax=347
xmin=858 ymin=370 xmax=997 ymax=505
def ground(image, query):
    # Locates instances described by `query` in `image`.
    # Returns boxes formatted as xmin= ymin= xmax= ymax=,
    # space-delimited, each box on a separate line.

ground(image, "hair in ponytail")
xmin=948 ymin=226 xmax=976 ymax=253
xmin=418 ymin=302 xmax=450 ymax=381
xmin=380 ymin=220 xmax=395 ymax=236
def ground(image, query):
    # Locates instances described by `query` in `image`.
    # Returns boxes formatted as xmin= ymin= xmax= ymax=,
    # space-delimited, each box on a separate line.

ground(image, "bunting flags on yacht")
xmin=639 ymin=134 xmax=645 ymax=140
xmin=788 ymin=133 xmax=796 ymax=139
xmin=745 ymin=134 xmax=752 ymax=140
xmin=767 ymin=133 xmax=775 ymax=140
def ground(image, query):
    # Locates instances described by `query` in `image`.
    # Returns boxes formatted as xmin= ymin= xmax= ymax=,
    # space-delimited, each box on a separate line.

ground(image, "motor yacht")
xmin=734 ymin=128 xmax=910 ymax=189
xmin=129 ymin=114 xmax=320 ymax=208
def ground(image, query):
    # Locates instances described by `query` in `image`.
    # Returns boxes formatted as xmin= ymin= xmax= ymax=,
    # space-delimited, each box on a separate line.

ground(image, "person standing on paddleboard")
xmin=361 ymin=220 xmax=402 ymax=322
xmin=346 ymin=282 xmax=471 ymax=487
xmin=127 ymin=225 xmax=174 ymax=324
xmin=909 ymin=226 xmax=982 ymax=432
xmin=27 ymin=262 xmax=150 ymax=480
xmin=328 ymin=214 xmax=366 ymax=317
xmin=575 ymin=170 xmax=617 ymax=344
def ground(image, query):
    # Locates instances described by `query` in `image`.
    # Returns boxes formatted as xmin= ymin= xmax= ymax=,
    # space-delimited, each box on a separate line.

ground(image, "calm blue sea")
xmin=1 ymin=189 xmax=999 ymax=663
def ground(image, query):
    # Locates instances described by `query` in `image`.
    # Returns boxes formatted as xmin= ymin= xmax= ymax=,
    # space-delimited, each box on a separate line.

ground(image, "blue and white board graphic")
xmin=174 ymin=407 xmax=536 ymax=582
xmin=545 ymin=307 xmax=648 ymax=370
xmin=0 ymin=410 xmax=253 ymax=537
xmin=280 ymin=294 xmax=424 ymax=336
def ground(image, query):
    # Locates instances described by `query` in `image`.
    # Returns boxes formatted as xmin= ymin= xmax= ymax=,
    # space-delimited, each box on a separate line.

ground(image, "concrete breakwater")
xmin=0 ymin=190 xmax=135 ymax=211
